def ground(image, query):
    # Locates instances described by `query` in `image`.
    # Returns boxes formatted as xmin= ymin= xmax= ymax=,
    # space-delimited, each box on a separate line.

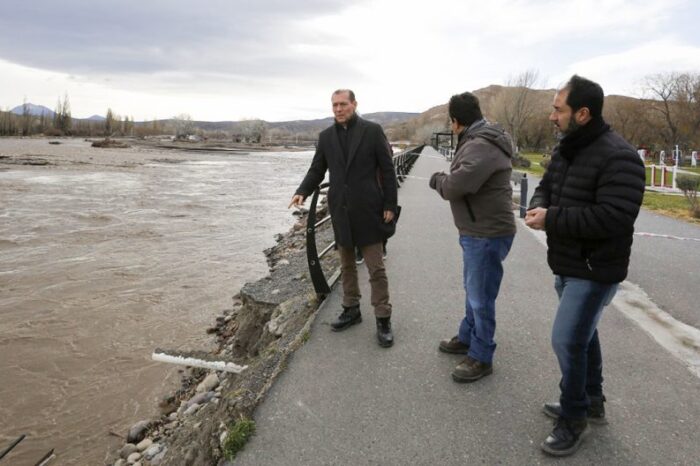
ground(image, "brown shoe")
xmin=452 ymin=356 xmax=492 ymax=383
xmin=438 ymin=336 xmax=469 ymax=354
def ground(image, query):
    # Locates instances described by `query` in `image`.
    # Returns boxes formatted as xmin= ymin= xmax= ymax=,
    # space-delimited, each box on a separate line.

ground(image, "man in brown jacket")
xmin=430 ymin=91 xmax=516 ymax=382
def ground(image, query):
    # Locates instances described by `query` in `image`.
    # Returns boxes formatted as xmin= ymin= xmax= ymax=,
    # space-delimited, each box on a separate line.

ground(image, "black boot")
xmin=541 ymin=417 xmax=589 ymax=457
xmin=330 ymin=305 xmax=361 ymax=331
xmin=542 ymin=395 xmax=607 ymax=425
xmin=376 ymin=317 xmax=394 ymax=347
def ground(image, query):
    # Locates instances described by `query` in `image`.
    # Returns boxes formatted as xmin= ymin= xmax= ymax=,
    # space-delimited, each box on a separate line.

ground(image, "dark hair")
xmin=563 ymin=75 xmax=604 ymax=118
xmin=448 ymin=92 xmax=483 ymax=127
xmin=333 ymin=89 xmax=356 ymax=102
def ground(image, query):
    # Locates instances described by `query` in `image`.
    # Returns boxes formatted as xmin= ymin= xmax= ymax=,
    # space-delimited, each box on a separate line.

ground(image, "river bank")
xmin=107 ymin=199 xmax=337 ymax=466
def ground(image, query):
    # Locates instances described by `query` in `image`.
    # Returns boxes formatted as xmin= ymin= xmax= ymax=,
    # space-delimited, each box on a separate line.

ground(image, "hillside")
xmin=191 ymin=112 xmax=418 ymax=133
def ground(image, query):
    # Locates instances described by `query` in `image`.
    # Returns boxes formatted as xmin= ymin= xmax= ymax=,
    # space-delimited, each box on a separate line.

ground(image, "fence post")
xmin=520 ymin=173 xmax=528 ymax=218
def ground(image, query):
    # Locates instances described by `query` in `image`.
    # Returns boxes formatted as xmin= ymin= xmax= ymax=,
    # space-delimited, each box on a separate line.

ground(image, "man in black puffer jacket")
xmin=525 ymin=75 xmax=645 ymax=457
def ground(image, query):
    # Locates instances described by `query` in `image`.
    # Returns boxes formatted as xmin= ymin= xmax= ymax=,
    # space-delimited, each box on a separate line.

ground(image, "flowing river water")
xmin=0 ymin=138 xmax=313 ymax=465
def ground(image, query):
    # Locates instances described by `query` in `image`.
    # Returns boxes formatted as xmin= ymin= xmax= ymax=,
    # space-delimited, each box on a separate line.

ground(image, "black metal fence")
xmin=305 ymin=145 xmax=424 ymax=295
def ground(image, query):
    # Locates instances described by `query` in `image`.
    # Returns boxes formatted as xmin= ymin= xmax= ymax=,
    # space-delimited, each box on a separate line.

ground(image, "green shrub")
xmin=223 ymin=418 xmax=256 ymax=460
xmin=512 ymin=154 xmax=531 ymax=168
xmin=676 ymin=174 xmax=700 ymax=217
xmin=540 ymin=156 xmax=551 ymax=170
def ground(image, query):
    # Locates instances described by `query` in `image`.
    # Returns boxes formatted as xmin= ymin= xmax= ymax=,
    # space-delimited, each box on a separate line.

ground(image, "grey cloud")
xmin=0 ymin=0 xmax=360 ymax=80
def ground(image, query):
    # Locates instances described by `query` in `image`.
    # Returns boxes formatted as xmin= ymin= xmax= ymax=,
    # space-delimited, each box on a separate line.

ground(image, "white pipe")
xmin=152 ymin=351 xmax=248 ymax=373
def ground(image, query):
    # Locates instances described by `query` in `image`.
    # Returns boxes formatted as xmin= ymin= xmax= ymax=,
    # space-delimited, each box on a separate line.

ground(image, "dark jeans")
xmin=552 ymin=275 xmax=618 ymax=419
xmin=457 ymin=234 xmax=514 ymax=364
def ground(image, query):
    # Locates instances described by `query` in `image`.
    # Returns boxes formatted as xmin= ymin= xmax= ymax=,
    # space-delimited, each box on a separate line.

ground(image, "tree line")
xmin=387 ymin=71 xmax=700 ymax=159
xmin=0 ymin=95 xmax=164 ymax=138
xmin=2 ymin=72 xmax=698 ymax=155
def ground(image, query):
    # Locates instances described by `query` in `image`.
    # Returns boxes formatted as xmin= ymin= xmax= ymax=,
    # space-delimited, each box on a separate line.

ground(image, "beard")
xmin=556 ymin=118 xmax=582 ymax=140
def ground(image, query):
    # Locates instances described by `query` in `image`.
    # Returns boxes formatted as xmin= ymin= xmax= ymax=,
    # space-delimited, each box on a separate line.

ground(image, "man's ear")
xmin=575 ymin=107 xmax=592 ymax=125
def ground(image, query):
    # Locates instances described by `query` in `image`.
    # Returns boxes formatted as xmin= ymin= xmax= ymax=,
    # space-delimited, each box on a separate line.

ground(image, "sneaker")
xmin=541 ymin=417 xmax=590 ymax=457
xmin=330 ymin=305 xmax=361 ymax=331
xmin=451 ymin=355 xmax=492 ymax=383
xmin=355 ymin=247 xmax=364 ymax=264
xmin=438 ymin=336 xmax=470 ymax=354
xmin=542 ymin=395 xmax=607 ymax=425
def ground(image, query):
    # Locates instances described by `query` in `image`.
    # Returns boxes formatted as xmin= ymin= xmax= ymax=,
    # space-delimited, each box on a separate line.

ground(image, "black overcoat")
xmin=296 ymin=116 xmax=398 ymax=248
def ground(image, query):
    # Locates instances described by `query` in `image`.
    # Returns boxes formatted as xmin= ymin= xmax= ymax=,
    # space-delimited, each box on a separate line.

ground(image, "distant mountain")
xmin=11 ymin=103 xmax=55 ymax=117
xmin=364 ymin=111 xmax=421 ymax=125
xmin=86 ymin=115 xmax=106 ymax=121
xmin=190 ymin=111 xmax=419 ymax=134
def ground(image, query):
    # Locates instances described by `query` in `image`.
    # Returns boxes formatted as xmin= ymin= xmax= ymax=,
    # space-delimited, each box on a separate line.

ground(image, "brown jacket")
xmin=430 ymin=120 xmax=516 ymax=237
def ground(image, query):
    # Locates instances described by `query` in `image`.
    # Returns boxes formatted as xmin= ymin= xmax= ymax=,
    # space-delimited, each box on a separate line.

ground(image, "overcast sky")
xmin=1 ymin=0 xmax=699 ymax=122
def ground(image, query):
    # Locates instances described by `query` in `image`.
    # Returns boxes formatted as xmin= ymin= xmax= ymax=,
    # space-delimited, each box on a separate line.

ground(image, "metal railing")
xmin=305 ymin=145 xmax=424 ymax=295
xmin=305 ymin=182 xmax=334 ymax=295
xmin=0 ymin=434 xmax=54 ymax=465
xmin=438 ymin=147 xmax=454 ymax=161
xmin=393 ymin=145 xmax=424 ymax=184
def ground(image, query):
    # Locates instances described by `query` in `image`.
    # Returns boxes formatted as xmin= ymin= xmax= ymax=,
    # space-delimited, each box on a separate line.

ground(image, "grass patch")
xmin=643 ymin=191 xmax=700 ymax=224
xmin=226 ymin=388 xmax=248 ymax=400
xmin=518 ymin=152 xmax=548 ymax=177
xmin=644 ymin=166 xmax=674 ymax=186
xmin=223 ymin=417 xmax=256 ymax=460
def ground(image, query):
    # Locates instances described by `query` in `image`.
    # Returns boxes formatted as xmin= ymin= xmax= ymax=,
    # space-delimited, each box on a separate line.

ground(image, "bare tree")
xmin=645 ymin=72 xmax=683 ymax=147
xmin=237 ymin=118 xmax=266 ymax=143
xmin=519 ymin=111 xmax=554 ymax=152
xmin=493 ymin=69 xmax=541 ymax=152
xmin=674 ymin=73 xmax=700 ymax=147
xmin=52 ymin=93 xmax=72 ymax=135
xmin=604 ymin=96 xmax=657 ymax=149
xmin=173 ymin=113 xmax=194 ymax=138
xmin=21 ymin=97 xmax=31 ymax=136
xmin=105 ymin=108 xmax=115 ymax=136
xmin=644 ymin=72 xmax=700 ymax=151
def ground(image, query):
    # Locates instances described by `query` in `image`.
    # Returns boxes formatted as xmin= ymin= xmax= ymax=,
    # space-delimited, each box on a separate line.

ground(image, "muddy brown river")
xmin=0 ymin=138 xmax=313 ymax=465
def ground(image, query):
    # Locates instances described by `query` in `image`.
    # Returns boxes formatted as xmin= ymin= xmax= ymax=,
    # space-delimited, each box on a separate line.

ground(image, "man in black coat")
xmin=289 ymin=89 xmax=398 ymax=347
xmin=526 ymin=75 xmax=645 ymax=456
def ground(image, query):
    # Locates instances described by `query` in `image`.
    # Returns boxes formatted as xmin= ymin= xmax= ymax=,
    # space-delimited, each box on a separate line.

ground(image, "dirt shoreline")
xmin=107 ymin=204 xmax=338 ymax=466
xmin=96 ymin=187 xmax=338 ymax=465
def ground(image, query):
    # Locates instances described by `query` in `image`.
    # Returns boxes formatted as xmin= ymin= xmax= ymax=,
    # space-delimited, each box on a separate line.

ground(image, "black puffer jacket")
xmin=529 ymin=118 xmax=645 ymax=283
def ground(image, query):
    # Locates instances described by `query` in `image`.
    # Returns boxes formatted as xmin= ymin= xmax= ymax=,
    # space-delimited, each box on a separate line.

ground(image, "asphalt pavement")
xmin=236 ymin=146 xmax=700 ymax=465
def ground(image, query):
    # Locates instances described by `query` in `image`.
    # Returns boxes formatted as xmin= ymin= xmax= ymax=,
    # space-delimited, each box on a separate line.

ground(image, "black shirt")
xmin=335 ymin=114 xmax=358 ymax=163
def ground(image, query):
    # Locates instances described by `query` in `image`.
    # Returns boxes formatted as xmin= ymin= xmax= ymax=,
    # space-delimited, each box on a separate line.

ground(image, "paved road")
xmin=523 ymin=172 xmax=700 ymax=329
xmin=236 ymin=147 xmax=700 ymax=465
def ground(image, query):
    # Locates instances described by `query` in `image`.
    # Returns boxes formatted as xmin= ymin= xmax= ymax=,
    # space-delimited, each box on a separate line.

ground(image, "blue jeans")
xmin=457 ymin=235 xmax=514 ymax=364
xmin=552 ymin=275 xmax=618 ymax=419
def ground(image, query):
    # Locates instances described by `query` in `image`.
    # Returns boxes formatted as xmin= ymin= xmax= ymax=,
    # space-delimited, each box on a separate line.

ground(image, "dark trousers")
xmin=338 ymin=243 xmax=391 ymax=318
